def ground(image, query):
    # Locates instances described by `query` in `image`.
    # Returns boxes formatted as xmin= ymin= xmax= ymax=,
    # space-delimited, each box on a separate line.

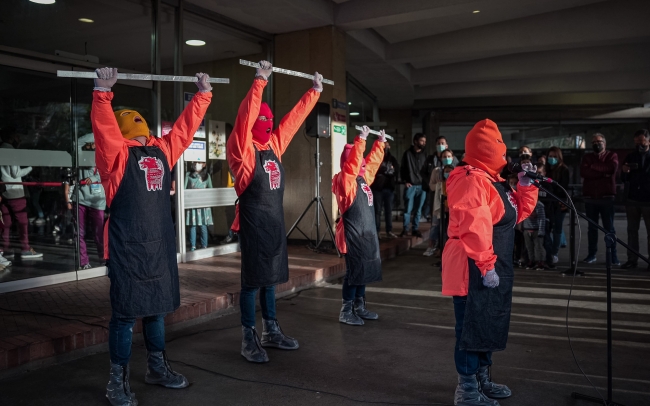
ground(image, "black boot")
xmin=339 ymin=299 xmax=364 ymax=326
xmin=477 ymin=366 xmax=511 ymax=399
xmin=261 ymin=319 xmax=299 ymax=350
xmin=353 ymin=296 xmax=379 ymax=320
xmin=144 ymin=351 xmax=189 ymax=389
xmin=106 ymin=363 xmax=138 ymax=406
xmin=241 ymin=326 xmax=269 ymax=363
xmin=454 ymin=373 xmax=499 ymax=406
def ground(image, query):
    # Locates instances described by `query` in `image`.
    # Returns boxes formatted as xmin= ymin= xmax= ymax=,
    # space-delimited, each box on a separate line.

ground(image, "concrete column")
xmin=274 ymin=26 xmax=346 ymax=239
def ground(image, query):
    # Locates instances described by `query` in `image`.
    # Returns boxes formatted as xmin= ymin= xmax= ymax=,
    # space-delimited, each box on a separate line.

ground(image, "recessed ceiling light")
xmin=185 ymin=40 xmax=206 ymax=46
xmin=348 ymin=102 xmax=352 ymax=105
xmin=349 ymin=112 xmax=360 ymax=116
xmin=473 ymin=10 xmax=480 ymax=14
xmin=78 ymin=18 xmax=94 ymax=23
xmin=30 ymin=0 xmax=56 ymax=4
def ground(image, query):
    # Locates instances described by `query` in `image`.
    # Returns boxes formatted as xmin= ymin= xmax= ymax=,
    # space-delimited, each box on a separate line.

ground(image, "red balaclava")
xmin=464 ymin=119 xmax=507 ymax=177
xmin=252 ymin=102 xmax=274 ymax=144
xmin=340 ymin=144 xmax=366 ymax=178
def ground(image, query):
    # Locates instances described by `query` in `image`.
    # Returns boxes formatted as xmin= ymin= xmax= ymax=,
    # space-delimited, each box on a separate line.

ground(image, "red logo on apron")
xmin=361 ymin=182 xmax=373 ymax=206
xmin=138 ymin=156 xmax=164 ymax=191
xmin=263 ymin=160 xmax=281 ymax=190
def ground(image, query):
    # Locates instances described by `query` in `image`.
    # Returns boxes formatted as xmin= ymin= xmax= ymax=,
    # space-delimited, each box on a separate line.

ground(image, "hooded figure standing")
xmin=226 ymin=60 xmax=322 ymax=363
xmin=442 ymin=120 xmax=538 ymax=406
xmin=332 ymin=126 xmax=386 ymax=325
xmin=91 ymin=67 xmax=212 ymax=406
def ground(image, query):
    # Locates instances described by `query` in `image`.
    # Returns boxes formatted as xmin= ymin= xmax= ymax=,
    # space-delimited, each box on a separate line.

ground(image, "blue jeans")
xmin=374 ymin=188 xmax=394 ymax=233
xmin=189 ymin=225 xmax=208 ymax=249
xmin=453 ymin=296 xmax=492 ymax=375
xmin=403 ymin=185 xmax=427 ymax=232
xmin=585 ymin=201 xmax=617 ymax=258
xmin=342 ymin=267 xmax=366 ymax=301
xmin=240 ymin=286 xmax=276 ymax=327
xmin=109 ymin=314 xmax=165 ymax=366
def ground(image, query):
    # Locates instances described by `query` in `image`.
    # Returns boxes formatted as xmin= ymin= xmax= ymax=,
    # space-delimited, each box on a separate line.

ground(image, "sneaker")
xmin=34 ymin=218 xmax=46 ymax=225
xmin=582 ymin=256 xmax=597 ymax=264
xmin=620 ymin=261 xmax=638 ymax=270
xmin=387 ymin=232 xmax=398 ymax=239
xmin=525 ymin=261 xmax=535 ymax=269
xmin=547 ymin=262 xmax=557 ymax=270
xmin=535 ymin=262 xmax=548 ymax=270
xmin=412 ymin=230 xmax=423 ymax=238
xmin=0 ymin=254 xmax=11 ymax=267
xmin=399 ymin=230 xmax=409 ymax=237
xmin=21 ymin=248 xmax=43 ymax=259
xmin=79 ymin=264 xmax=92 ymax=270
xmin=552 ymin=255 xmax=559 ymax=264
xmin=611 ymin=257 xmax=621 ymax=266
xmin=190 ymin=246 xmax=196 ymax=252
xmin=423 ymin=248 xmax=435 ymax=257
xmin=3 ymin=251 xmax=15 ymax=259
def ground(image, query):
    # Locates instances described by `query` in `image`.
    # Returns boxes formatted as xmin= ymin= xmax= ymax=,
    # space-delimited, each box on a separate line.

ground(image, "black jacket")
xmin=622 ymin=149 xmax=650 ymax=201
xmin=400 ymin=146 xmax=427 ymax=186
xmin=371 ymin=151 xmax=399 ymax=191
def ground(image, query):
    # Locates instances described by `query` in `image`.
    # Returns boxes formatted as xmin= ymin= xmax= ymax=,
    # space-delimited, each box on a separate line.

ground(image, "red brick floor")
xmin=0 ymin=229 xmax=427 ymax=372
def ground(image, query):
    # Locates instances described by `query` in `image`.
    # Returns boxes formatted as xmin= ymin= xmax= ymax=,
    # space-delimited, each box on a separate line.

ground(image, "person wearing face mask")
xmin=425 ymin=150 xmax=456 ymax=257
xmin=333 ymin=126 xmax=386 ymax=325
xmin=185 ymin=161 xmax=213 ymax=251
xmin=91 ymin=67 xmax=212 ymax=406
xmin=542 ymin=147 xmax=570 ymax=267
xmin=442 ymin=119 xmax=538 ymax=406
xmin=424 ymin=137 xmax=457 ymax=221
xmin=580 ymin=133 xmax=619 ymax=265
xmin=226 ymin=60 xmax=322 ymax=363
xmin=620 ymin=129 xmax=650 ymax=270
xmin=0 ymin=127 xmax=42 ymax=260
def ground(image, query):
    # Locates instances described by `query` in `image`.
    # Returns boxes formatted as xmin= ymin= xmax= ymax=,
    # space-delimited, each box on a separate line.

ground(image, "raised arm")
xmin=271 ymin=72 xmax=322 ymax=156
xmin=363 ymin=133 xmax=386 ymax=185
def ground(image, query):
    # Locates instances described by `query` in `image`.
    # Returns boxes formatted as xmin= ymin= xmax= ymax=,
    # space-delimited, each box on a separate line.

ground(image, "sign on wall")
xmin=184 ymin=140 xmax=206 ymax=162
xmin=208 ymin=120 xmax=227 ymax=160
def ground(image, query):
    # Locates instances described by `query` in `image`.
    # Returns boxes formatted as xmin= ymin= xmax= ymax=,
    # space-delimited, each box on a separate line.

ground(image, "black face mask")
xmin=520 ymin=153 xmax=531 ymax=160
xmin=592 ymin=143 xmax=604 ymax=153
xmin=637 ymin=144 xmax=649 ymax=153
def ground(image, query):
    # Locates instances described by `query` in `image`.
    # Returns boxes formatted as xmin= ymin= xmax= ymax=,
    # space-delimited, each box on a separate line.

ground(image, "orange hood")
xmin=463 ymin=119 xmax=507 ymax=177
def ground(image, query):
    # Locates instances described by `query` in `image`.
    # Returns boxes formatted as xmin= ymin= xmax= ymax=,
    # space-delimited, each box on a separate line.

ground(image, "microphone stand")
xmin=531 ymin=180 xmax=649 ymax=406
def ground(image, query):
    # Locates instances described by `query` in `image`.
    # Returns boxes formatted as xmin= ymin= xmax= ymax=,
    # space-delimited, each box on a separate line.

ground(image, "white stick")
xmin=57 ymin=71 xmax=230 ymax=84
xmin=354 ymin=126 xmax=394 ymax=141
xmin=239 ymin=60 xmax=334 ymax=86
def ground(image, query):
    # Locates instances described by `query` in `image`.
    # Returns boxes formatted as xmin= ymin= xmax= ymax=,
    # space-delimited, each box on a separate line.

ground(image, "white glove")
xmin=482 ymin=269 xmax=500 ymax=288
xmin=255 ymin=60 xmax=272 ymax=80
xmin=518 ymin=162 xmax=537 ymax=187
xmin=312 ymin=71 xmax=323 ymax=92
xmin=195 ymin=72 xmax=212 ymax=93
xmin=378 ymin=129 xmax=387 ymax=143
xmin=359 ymin=125 xmax=370 ymax=140
xmin=94 ymin=67 xmax=118 ymax=91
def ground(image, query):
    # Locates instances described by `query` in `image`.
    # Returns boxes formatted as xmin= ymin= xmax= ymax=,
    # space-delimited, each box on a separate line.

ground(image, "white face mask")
xmin=193 ymin=163 xmax=204 ymax=171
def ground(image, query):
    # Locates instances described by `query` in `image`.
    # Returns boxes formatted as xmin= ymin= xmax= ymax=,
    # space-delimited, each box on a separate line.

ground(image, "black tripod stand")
xmin=286 ymin=136 xmax=341 ymax=257
xmin=536 ymin=183 xmax=650 ymax=406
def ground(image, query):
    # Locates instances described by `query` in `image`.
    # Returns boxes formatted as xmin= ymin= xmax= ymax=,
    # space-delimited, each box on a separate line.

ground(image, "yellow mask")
xmin=114 ymin=109 xmax=151 ymax=140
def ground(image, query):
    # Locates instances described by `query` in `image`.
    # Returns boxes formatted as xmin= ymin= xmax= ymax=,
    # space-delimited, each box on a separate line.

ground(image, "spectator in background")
xmin=543 ymin=147 xmax=570 ymax=268
xmin=523 ymin=195 xmax=546 ymax=270
xmin=519 ymin=145 xmax=532 ymax=162
xmin=508 ymin=174 xmax=528 ymax=267
xmin=621 ymin=129 xmax=650 ymax=270
xmin=0 ymin=127 xmax=43 ymax=259
xmin=400 ymin=133 xmax=427 ymax=237
xmin=370 ymin=141 xmax=399 ymax=238
xmin=423 ymin=136 xmax=459 ymax=220
xmin=424 ymin=150 xmax=456 ymax=256
xmin=581 ymin=133 xmax=619 ymax=265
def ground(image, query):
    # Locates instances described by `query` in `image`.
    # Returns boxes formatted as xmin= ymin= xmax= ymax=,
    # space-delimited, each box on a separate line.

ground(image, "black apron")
xmin=343 ymin=176 xmax=382 ymax=285
xmin=459 ymin=181 xmax=517 ymax=352
xmin=108 ymin=146 xmax=179 ymax=319
xmin=238 ymin=147 xmax=288 ymax=288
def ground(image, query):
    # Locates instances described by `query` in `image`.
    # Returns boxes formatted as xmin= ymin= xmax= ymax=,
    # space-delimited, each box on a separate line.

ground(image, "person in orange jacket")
xmin=226 ymin=60 xmax=322 ymax=363
xmin=91 ymin=67 xmax=212 ymax=406
xmin=441 ymin=119 xmax=538 ymax=406
xmin=332 ymin=126 xmax=386 ymax=325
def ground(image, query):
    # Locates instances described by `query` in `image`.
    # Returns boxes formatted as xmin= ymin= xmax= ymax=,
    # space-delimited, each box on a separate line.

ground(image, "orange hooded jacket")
xmin=227 ymin=79 xmax=320 ymax=231
xmin=332 ymin=136 xmax=385 ymax=253
xmin=441 ymin=119 xmax=538 ymax=296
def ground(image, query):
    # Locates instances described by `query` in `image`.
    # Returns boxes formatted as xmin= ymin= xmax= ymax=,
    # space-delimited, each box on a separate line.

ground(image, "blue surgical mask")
xmin=443 ymin=172 xmax=450 ymax=179
xmin=548 ymin=157 xmax=558 ymax=166
xmin=437 ymin=144 xmax=446 ymax=153
xmin=442 ymin=157 xmax=453 ymax=165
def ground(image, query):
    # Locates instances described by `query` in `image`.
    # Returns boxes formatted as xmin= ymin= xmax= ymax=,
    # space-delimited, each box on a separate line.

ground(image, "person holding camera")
xmin=621 ymin=129 xmax=650 ymax=270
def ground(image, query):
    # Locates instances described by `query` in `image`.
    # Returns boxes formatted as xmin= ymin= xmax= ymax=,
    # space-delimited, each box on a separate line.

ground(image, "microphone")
xmin=508 ymin=161 xmax=554 ymax=184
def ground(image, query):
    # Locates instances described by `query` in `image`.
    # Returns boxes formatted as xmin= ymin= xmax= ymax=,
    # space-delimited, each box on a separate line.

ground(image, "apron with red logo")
xmin=107 ymin=146 xmax=179 ymax=318
xmin=343 ymin=176 xmax=382 ymax=285
xmin=238 ymin=147 xmax=288 ymax=288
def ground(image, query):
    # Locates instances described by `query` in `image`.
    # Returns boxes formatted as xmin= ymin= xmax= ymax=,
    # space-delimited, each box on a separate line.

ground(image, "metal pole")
xmin=315 ymin=136 xmax=321 ymax=241
xmin=174 ymin=0 xmax=185 ymax=259
xmin=151 ymin=0 xmax=161 ymax=137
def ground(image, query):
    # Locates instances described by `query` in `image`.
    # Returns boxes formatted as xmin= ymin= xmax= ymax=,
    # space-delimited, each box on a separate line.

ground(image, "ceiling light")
xmin=348 ymin=102 xmax=352 ymax=105
xmin=78 ymin=18 xmax=94 ymax=23
xmin=185 ymin=40 xmax=206 ymax=46
xmin=349 ymin=112 xmax=360 ymax=116
xmin=473 ymin=10 xmax=480 ymax=14
xmin=29 ymin=0 xmax=56 ymax=4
